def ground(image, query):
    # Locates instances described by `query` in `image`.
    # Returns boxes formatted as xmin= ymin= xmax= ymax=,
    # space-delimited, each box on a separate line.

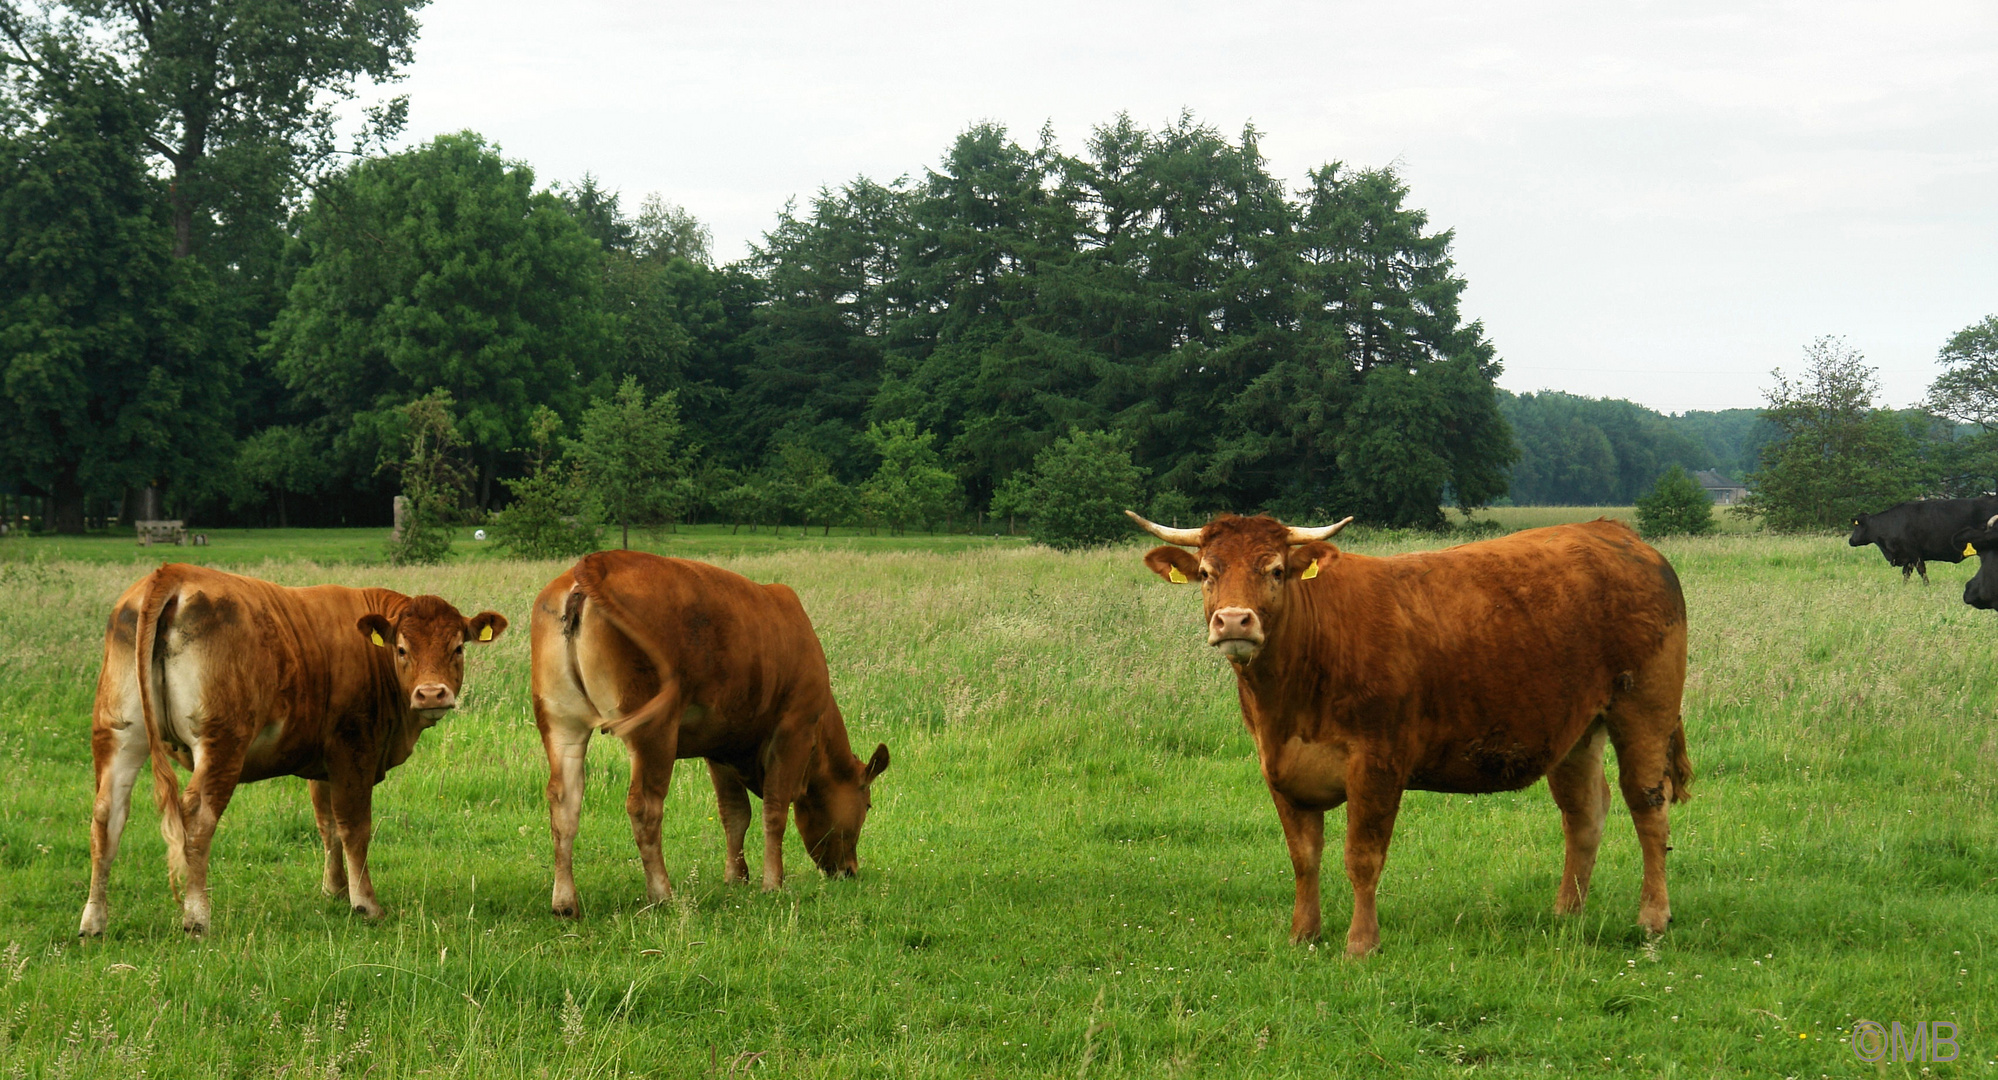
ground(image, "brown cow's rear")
xmin=78 ymin=565 xmax=506 ymax=935
xmin=1132 ymin=513 xmax=1692 ymax=955
xmin=529 ymin=551 xmax=889 ymax=914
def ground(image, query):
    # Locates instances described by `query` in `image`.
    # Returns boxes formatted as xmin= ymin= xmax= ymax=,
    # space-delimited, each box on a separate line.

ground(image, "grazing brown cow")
xmin=78 ymin=564 xmax=507 ymax=936
xmin=529 ymin=550 xmax=889 ymax=914
xmin=1129 ymin=512 xmax=1692 ymax=956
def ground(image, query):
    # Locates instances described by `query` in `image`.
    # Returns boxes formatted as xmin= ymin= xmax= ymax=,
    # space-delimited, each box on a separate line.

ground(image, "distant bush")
xmin=385 ymin=392 xmax=471 ymax=566
xmin=487 ymin=406 xmax=601 ymax=560
xmin=1636 ymin=465 xmax=1716 ymax=538
xmin=1012 ymin=430 xmax=1147 ymax=551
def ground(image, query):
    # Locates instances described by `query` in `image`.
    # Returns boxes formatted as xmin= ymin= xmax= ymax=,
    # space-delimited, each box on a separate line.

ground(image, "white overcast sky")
xmin=387 ymin=0 xmax=1998 ymax=414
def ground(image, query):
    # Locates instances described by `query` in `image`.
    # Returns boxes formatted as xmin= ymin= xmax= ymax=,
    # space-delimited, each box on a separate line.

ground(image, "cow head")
xmin=357 ymin=596 xmax=509 ymax=714
xmin=1130 ymin=510 xmax=1352 ymax=665
xmin=1953 ymin=513 xmax=1998 ymax=609
xmin=795 ymin=743 xmax=891 ymax=877
xmin=1849 ymin=513 xmax=1875 ymax=547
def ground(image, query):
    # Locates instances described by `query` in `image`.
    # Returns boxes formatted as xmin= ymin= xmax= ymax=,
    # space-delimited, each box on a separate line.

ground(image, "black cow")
xmin=1951 ymin=514 xmax=1998 ymax=608
xmin=1848 ymin=497 xmax=1998 ymax=584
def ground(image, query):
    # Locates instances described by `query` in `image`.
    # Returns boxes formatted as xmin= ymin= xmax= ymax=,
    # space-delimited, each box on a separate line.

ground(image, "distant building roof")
xmin=1693 ymin=470 xmax=1746 ymax=491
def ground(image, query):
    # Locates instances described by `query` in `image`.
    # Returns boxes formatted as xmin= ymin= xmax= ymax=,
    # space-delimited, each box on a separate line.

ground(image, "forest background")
xmin=3 ymin=1 xmax=1994 ymax=542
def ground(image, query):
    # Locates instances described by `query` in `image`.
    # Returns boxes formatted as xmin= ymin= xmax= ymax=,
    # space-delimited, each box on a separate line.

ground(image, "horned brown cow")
xmin=1130 ymin=512 xmax=1693 ymax=956
xmin=78 ymin=564 xmax=507 ymax=936
xmin=529 ymin=550 xmax=889 ymax=914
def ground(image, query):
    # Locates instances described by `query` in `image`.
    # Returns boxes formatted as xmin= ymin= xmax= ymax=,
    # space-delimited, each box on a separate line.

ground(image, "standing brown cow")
xmin=1129 ymin=512 xmax=1692 ymax=956
xmin=529 ymin=550 xmax=889 ymax=915
xmin=79 ymin=564 xmax=507 ymax=936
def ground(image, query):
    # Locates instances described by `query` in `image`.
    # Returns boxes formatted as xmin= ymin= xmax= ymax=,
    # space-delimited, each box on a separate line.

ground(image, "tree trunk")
xmin=621 ymin=520 xmax=630 ymax=550
xmin=278 ymin=489 xmax=288 ymax=529
xmin=51 ymin=466 xmax=86 ymax=535
xmin=169 ymin=181 xmax=195 ymax=260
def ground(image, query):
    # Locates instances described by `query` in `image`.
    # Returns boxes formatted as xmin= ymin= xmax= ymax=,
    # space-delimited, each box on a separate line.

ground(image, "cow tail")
xmin=569 ymin=554 xmax=677 ymax=740
xmin=1666 ymin=719 xmax=1694 ymax=804
xmin=134 ymin=570 xmax=189 ymax=891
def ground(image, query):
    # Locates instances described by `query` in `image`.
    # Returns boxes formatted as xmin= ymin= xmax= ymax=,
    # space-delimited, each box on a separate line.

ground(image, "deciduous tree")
xmin=1739 ymin=337 xmax=1918 ymax=532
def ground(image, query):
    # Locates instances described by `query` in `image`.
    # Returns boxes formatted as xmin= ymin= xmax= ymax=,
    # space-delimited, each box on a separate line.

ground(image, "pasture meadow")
xmin=0 ymin=527 xmax=1992 ymax=1076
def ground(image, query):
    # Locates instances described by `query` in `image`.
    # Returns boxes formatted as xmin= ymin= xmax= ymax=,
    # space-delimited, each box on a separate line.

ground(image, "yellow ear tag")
xmin=370 ymin=631 xmax=385 ymax=647
xmin=479 ymin=625 xmax=493 ymax=641
xmin=1168 ymin=566 xmax=1189 ymax=584
xmin=1967 ymin=543 xmax=1977 ymax=558
xmin=1301 ymin=560 xmax=1319 ymax=580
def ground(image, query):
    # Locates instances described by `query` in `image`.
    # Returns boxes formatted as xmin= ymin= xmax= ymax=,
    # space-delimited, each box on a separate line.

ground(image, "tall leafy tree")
xmin=568 ymin=376 xmax=687 ymax=549
xmin=0 ymin=46 xmax=232 ymax=531
xmin=1739 ymin=337 xmax=1919 ymax=531
xmin=0 ymin=0 xmax=424 ymax=262
xmin=1924 ymin=314 xmax=1998 ymax=494
xmin=269 ymin=132 xmax=611 ymax=506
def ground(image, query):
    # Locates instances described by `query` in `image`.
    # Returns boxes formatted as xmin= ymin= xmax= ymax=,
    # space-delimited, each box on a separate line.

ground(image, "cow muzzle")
xmin=411 ymin=683 xmax=458 ymax=711
xmin=1965 ymin=579 xmax=1994 ymax=611
xmin=1208 ymin=607 xmax=1264 ymax=661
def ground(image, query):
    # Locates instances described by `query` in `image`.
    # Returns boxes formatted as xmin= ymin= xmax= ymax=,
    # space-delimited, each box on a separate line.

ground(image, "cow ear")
xmin=357 ymin=614 xmax=394 ymax=648
xmin=1287 ymin=542 xmax=1336 ymax=579
xmin=467 ymin=611 xmax=509 ymax=643
xmin=864 ymin=743 xmax=890 ymax=781
xmin=1144 ymin=546 xmax=1200 ymax=584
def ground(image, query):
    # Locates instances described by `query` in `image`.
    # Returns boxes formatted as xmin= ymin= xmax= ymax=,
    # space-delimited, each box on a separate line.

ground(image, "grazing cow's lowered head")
xmin=1129 ymin=511 xmax=1353 ymax=664
xmin=357 ymin=596 xmax=509 ymax=714
xmin=1952 ymin=513 xmax=1998 ymax=609
xmin=795 ymin=742 xmax=892 ymax=877
xmin=1848 ymin=513 xmax=1876 ymax=548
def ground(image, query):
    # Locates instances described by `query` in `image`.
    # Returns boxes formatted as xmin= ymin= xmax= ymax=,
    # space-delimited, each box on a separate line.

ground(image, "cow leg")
xmin=1902 ymin=563 xmax=1914 ymax=583
xmin=1604 ymin=718 xmax=1680 ymax=935
xmin=1918 ymin=560 xmax=1930 ymax=585
xmin=308 ymin=780 xmax=347 ymax=897
xmin=1341 ymin=769 xmax=1405 ymax=958
xmin=1548 ymin=724 xmax=1611 ymax=915
xmin=623 ymin=720 xmax=680 ymax=903
xmin=79 ymin=717 xmax=151 ymax=936
xmin=708 ymin=762 xmax=754 ymax=885
xmin=539 ymin=714 xmax=591 ymax=917
xmin=179 ymin=739 xmax=248 ymax=934
xmin=323 ymin=780 xmax=384 ymax=918
xmin=1269 ymin=788 xmax=1326 ymax=944
xmin=755 ymin=717 xmax=817 ymax=891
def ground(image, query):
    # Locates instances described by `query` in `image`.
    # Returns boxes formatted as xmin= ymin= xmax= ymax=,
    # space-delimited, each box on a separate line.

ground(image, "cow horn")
xmin=1286 ymin=517 xmax=1354 ymax=544
xmin=1987 ymin=513 xmax=1998 ymax=528
xmin=1125 ymin=510 xmax=1203 ymax=546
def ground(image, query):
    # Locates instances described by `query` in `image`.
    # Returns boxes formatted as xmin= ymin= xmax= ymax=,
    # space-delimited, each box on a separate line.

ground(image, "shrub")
xmin=384 ymin=391 xmax=471 ymax=566
xmin=486 ymin=406 xmax=601 ymax=560
xmin=1636 ymin=465 xmax=1717 ymax=538
xmin=1015 ymin=430 xmax=1148 ymax=551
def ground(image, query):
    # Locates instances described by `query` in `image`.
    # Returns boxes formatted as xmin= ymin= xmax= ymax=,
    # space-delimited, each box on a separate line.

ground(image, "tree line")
xmin=4 ymin=1 xmax=1992 ymax=544
xmin=0 ymin=0 xmax=1520 ymax=536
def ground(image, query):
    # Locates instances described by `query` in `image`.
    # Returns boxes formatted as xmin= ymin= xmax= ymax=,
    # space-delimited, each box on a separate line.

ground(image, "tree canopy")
xmin=268 ymin=131 xmax=611 ymax=506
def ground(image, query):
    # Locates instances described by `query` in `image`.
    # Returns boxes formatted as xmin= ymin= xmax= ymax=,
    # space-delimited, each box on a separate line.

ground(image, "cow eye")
xmin=395 ymin=645 xmax=407 ymax=658
xmin=454 ymin=644 xmax=464 ymax=655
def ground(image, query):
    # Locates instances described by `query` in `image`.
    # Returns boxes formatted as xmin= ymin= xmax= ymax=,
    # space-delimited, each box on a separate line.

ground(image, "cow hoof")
xmin=352 ymin=904 xmax=383 ymax=919
xmin=552 ymin=904 xmax=578 ymax=918
xmin=182 ymin=919 xmax=208 ymax=936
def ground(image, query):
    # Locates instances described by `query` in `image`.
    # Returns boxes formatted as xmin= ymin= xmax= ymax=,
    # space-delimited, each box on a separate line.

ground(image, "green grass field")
xmin=0 ymin=524 xmax=1992 ymax=1076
